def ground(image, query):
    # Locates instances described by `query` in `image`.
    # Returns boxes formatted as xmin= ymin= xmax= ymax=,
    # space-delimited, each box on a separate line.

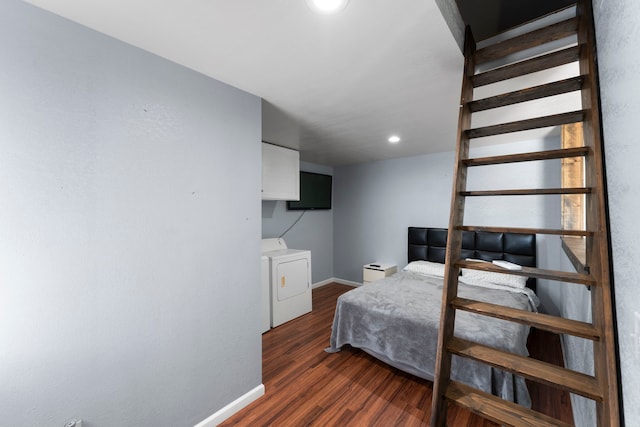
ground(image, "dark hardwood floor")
xmin=220 ymin=283 xmax=573 ymax=426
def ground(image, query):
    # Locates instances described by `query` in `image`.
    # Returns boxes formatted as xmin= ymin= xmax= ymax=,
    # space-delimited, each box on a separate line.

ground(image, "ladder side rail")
xmin=429 ymin=26 xmax=476 ymax=427
xmin=577 ymin=0 xmax=621 ymax=425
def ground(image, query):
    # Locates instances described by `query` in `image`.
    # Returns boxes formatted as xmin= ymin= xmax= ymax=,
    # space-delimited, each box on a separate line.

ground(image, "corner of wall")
xmin=434 ymin=0 xmax=465 ymax=52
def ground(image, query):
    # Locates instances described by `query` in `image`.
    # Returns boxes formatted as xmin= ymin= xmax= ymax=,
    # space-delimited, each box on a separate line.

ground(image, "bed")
xmin=326 ymin=227 xmax=539 ymax=407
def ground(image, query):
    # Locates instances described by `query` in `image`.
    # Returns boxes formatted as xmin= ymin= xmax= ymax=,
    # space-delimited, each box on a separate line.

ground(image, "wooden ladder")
xmin=430 ymin=0 xmax=620 ymax=426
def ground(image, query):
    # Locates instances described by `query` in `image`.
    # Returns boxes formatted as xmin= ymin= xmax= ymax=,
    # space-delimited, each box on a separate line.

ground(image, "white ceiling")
xmin=24 ymin=0 xmax=465 ymax=166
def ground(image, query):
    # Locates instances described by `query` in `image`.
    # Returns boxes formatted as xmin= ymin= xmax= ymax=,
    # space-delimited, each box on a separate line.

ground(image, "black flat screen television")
xmin=287 ymin=171 xmax=332 ymax=210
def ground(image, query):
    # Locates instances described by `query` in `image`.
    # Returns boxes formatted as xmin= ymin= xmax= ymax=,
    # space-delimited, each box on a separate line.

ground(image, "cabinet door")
xmin=262 ymin=143 xmax=299 ymax=200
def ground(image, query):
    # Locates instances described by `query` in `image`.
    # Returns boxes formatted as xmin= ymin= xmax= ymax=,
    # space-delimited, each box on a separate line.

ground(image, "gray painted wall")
xmin=595 ymin=1 xmax=640 ymax=425
xmin=333 ymin=150 xmax=453 ymax=281
xmin=0 ymin=2 xmax=262 ymax=426
xmin=559 ymin=253 xmax=596 ymax=426
xmin=333 ymin=137 xmax=562 ymax=313
xmin=262 ymin=162 xmax=334 ymax=284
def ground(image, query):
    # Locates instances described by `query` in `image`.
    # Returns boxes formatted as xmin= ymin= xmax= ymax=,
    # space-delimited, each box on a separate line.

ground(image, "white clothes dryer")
xmin=261 ymin=238 xmax=312 ymax=328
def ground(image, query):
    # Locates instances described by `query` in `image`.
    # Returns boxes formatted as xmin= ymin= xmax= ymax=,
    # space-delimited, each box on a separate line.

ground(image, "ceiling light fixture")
xmin=388 ymin=135 xmax=401 ymax=144
xmin=306 ymin=0 xmax=350 ymax=14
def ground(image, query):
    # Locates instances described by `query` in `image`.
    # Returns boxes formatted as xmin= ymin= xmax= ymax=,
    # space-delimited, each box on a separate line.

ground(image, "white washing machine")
xmin=261 ymin=238 xmax=312 ymax=328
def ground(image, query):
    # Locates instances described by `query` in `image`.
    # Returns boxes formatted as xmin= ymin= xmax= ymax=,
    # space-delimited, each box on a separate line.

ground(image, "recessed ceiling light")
xmin=306 ymin=0 xmax=350 ymax=14
xmin=388 ymin=135 xmax=401 ymax=144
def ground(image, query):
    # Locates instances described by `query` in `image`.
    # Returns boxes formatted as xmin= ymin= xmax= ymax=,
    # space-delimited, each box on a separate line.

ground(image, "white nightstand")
xmin=363 ymin=263 xmax=398 ymax=284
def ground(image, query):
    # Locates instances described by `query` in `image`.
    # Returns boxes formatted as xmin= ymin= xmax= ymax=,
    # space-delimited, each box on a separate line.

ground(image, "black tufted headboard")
xmin=408 ymin=227 xmax=537 ymax=290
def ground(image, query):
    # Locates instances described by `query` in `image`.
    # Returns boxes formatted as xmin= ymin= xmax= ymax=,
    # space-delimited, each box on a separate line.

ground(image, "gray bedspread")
xmin=326 ymin=271 xmax=537 ymax=407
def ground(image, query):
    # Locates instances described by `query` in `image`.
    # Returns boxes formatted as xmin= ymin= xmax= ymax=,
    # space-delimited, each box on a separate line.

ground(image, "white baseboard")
xmin=312 ymin=277 xmax=362 ymax=289
xmin=329 ymin=277 xmax=362 ymax=288
xmin=312 ymin=278 xmax=336 ymax=288
xmin=194 ymin=384 xmax=265 ymax=427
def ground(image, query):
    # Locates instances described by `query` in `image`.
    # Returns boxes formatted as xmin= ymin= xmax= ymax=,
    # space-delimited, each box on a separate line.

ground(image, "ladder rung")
xmin=466 ymin=110 xmax=585 ymax=139
xmin=457 ymin=225 xmax=593 ymax=237
xmin=463 ymin=146 xmax=590 ymax=166
xmin=469 ymin=76 xmax=584 ymax=113
xmin=447 ymin=337 xmax=602 ymax=401
xmin=460 ymin=187 xmax=591 ymax=196
xmin=472 ymin=45 xmax=581 ymax=87
xmin=456 ymin=260 xmax=595 ymax=286
xmin=445 ymin=381 xmax=575 ymax=427
xmin=475 ymin=18 xmax=579 ymax=65
xmin=451 ymin=297 xmax=600 ymax=340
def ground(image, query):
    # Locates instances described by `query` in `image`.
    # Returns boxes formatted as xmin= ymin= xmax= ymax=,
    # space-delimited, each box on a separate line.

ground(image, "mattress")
xmin=326 ymin=270 xmax=538 ymax=406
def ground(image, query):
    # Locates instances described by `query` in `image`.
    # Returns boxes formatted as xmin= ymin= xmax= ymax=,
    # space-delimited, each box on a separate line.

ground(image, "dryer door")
xmin=276 ymin=258 xmax=310 ymax=301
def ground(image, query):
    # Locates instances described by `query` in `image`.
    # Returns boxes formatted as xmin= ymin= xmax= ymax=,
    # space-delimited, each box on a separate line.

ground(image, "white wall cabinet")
xmin=262 ymin=142 xmax=300 ymax=200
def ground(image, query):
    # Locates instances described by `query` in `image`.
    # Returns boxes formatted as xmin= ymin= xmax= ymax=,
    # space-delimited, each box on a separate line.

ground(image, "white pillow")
xmin=465 ymin=258 xmax=489 ymax=264
xmin=403 ymin=260 xmax=445 ymax=277
xmin=461 ymin=267 xmax=528 ymax=289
